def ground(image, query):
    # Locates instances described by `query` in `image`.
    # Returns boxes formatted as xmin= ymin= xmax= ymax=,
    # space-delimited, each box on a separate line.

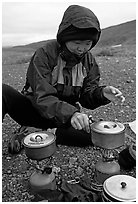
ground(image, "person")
xmin=2 ymin=5 xmax=125 ymax=154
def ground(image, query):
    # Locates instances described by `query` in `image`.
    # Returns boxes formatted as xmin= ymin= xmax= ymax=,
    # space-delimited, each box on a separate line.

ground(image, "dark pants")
xmin=2 ymin=84 xmax=92 ymax=146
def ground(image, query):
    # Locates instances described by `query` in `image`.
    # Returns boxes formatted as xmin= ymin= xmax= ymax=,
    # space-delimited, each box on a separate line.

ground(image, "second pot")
xmin=102 ymin=175 xmax=136 ymax=202
xmin=91 ymin=121 xmax=125 ymax=149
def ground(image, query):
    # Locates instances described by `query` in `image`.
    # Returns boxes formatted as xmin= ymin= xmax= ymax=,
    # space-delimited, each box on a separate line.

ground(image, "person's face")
xmin=66 ymin=40 xmax=93 ymax=56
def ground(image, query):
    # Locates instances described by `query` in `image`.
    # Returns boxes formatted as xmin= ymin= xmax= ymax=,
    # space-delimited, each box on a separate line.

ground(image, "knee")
xmin=2 ymin=83 xmax=15 ymax=98
xmin=2 ymin=84 xmax=11 ymax=96
xmin=2 ymin=84 xmax=18 ymax=120
xmin=2 ymin=84 xmax=11 ymax=119
xmin=2 ymin=83 xmax=15 ymax=107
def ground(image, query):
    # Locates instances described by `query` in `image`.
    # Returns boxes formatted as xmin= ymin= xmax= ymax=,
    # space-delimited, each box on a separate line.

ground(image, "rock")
xmin=76 ymin=166 xmax=84 ymax=176
xmin=69 ymin=157 xmax=78 ymax=165
xmin=126 ymin=79 xmax=134 ymax=83
xmin=6 ymin=157 xmax=11 ymax=160
xmin=7 ymin=170 xmax=12 ymax=174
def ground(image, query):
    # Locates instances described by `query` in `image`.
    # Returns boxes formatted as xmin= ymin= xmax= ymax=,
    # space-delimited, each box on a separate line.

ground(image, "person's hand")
xmin=103 ymin=86 xmax=125 ymax=104
xmin=71 ymin=112 xmax=90 ymax=133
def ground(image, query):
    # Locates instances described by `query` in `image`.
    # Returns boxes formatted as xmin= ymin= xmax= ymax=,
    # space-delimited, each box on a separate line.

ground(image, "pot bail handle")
xmin=89 ymin=115 xmax=95 ymax=124
xmin=89 ymin=115 xmax=103 ymax=124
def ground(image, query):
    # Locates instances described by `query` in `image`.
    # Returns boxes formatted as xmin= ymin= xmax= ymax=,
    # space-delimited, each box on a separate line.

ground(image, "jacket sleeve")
xmin=79 ymin=56 xmax=110 ymax=109
xmin=27 ymin=47 xmax=78 ymax=127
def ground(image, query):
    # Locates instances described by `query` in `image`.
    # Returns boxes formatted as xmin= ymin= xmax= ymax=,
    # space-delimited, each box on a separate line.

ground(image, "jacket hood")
xmin=57 ymin=5 xmax=101 ymax=48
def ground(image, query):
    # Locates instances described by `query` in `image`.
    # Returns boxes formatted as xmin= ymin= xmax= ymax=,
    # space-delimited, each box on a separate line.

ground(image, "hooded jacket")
xmin=23 ymin=5 xmax=110 ymax=128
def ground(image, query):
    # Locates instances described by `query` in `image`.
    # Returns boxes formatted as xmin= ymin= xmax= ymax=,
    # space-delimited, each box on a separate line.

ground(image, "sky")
xmin=2 ymin=1 xmax=136 ymax=47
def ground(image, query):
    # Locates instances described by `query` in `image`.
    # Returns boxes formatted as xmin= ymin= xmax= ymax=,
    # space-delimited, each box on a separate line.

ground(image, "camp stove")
xmin=23 ymin=131 xmax=57 ymax=192
xmin=94 ymin=148 xmax=120 ymax=185
xmin=90 ymin=119 xmax=126 ymax=186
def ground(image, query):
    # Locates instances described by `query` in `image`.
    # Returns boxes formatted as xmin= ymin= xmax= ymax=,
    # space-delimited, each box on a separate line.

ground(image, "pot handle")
xmin=35 ymin=135 xmax=43 ymax=142
xmin=121 ymin=182 xmax=127 ymax=189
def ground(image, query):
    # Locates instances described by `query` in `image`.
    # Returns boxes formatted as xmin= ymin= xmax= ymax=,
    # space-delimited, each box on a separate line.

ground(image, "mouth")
xmin=75 ymin=52 xmax=84 ymax=56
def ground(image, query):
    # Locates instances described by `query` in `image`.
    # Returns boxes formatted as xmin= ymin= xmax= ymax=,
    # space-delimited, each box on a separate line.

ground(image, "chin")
xmin=75 ymin=53 xmax=84 ymax=56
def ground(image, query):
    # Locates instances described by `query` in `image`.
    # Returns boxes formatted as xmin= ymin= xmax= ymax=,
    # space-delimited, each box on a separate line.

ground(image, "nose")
xmin=77 ymin=46 xmax=85 ymax=53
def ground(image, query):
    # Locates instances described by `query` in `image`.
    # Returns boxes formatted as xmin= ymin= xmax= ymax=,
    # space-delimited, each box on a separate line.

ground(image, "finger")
xmin=110 ymin=86 xmax=122 ymax=95
xmin=108 ymin=86 xmax=117 ymax=94
xmin=111 ymin=89 xmax=116 ymax=94
xmin=72 ymin=119 xmax=83 ymax=130
xmin=112 ymin=87 xmax=121 ymax=95
xmin=112 ymin=87 xmax=122 ymax=96
xmin=113 ymin=95 xmax=125 ymax=105
xmin=82 ymin=115 xmax=90 ymax=133
xmin=76 ymin=116 xmax=85 ymax=129
xmin=115 ymin=93 xmax=124 ymax=101
xmin=84 ymin=124 xmax=90 ymax=133
xmin=71 ymin=121 xmax=78 ymax=130
xmin=115 ymin=92 xmax=122 ymax=97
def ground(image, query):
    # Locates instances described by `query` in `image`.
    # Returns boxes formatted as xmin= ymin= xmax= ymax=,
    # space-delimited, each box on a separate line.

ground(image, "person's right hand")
xmin=71 ymin=112 xmax=90 ymax=133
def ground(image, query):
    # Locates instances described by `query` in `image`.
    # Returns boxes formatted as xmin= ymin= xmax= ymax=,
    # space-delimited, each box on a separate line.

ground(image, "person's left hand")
xmin=103 ymin=86 xmax=125 ymax=104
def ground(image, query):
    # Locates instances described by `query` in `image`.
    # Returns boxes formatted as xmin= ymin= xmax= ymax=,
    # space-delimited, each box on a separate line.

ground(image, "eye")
xmin=75 ymin=41 xmax=81 ymax=45
xmin=86 ymin=41 xmax=92 ymax=46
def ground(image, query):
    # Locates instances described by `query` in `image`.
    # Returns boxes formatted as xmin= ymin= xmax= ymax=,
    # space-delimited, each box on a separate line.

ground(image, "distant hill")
xmin=9 ymin=20 xmax=135 ymax=51
xmin=97 ymin=20 xmax=136 ymax=47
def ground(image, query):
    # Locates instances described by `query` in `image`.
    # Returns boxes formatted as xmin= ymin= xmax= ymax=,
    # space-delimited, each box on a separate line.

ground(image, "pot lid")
xmin=103 ymin=175 xmax=136 ymax=201
xmin=91 ymin=121 xmax=125 ymax=134
xmin=23 ymin=132 xmax=56 ymax=148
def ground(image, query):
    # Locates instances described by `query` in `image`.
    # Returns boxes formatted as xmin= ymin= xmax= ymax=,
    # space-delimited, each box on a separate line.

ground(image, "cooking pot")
xmin=90 ymin=121 xmax=125 ymax=149
xmin=102 ymin=175 xmax=136 ymax=202
xmin=23 ymin=131 xmax=56 ymax=160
